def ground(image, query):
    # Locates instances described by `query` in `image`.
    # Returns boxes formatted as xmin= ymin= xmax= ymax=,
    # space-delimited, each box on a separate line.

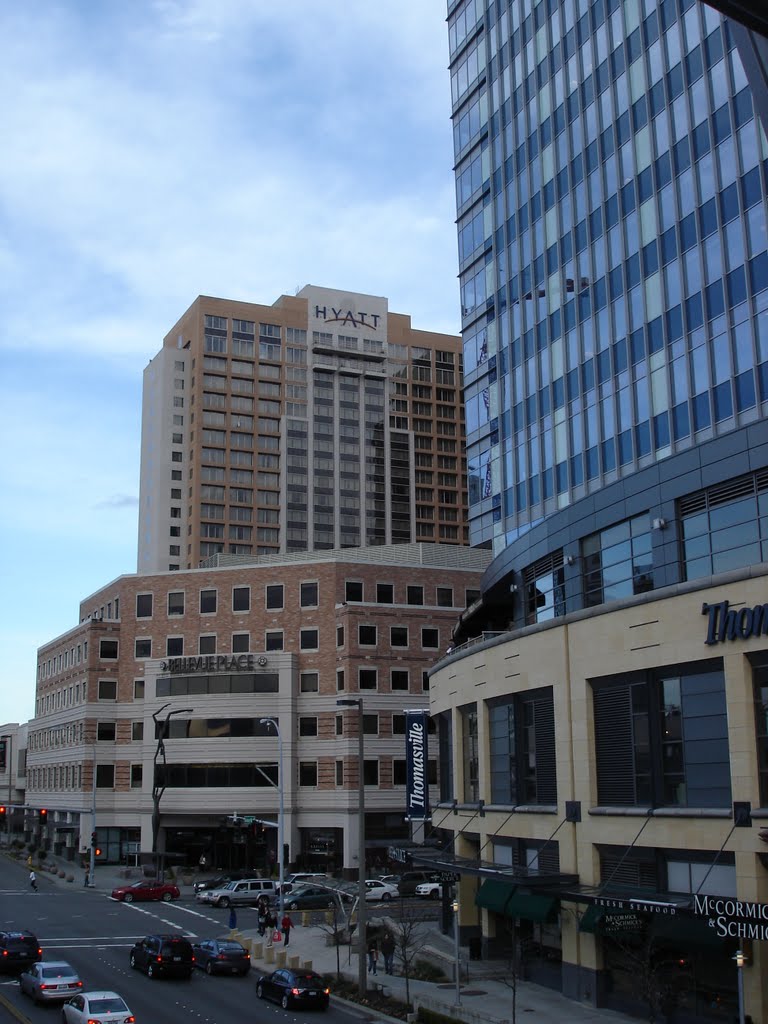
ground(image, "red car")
xmin=111 ymin=879 xmax=180 ymax=903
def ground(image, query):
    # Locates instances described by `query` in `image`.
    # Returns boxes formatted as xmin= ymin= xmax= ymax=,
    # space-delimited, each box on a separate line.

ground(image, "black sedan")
xmin=256 ymin=969 xmax=330 ymax=1010
xmin=192 ymin=939 xmax=251 ymax=976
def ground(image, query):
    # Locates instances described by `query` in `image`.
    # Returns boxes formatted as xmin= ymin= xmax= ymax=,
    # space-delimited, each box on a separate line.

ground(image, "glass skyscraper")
xmin=449 ymin=0 xmax=768 ymax=628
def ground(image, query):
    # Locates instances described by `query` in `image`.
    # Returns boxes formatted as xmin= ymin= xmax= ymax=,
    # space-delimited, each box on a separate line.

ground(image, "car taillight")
xmin=1 ymin=951 xmax=7 ymax=957
xmin=76 ymin=981 xmax=83 ymax=987
xmin=40 ymin=985 xmax=51 ymax=990
xmin=245 ymin=953 xmax=250 ymax=959
xmin=125 ymin=1017 xmax=135 ymax=1023
xmin=37 ymin=949 xmax=43 ymax=956
xmin=86 ymin=1018 xmax=101 ymax=1024
xmin=156 ymin=955 xmax=163 ymax=962
xmin=217 ymin=954 xmax=226 ymax=959
xmin=191 ymin=955 xmax=196 ymax=962
xmin=292 ymin=988 xmax=300 ymax=996
xmin=324 ymin=988 xmax=330 ymax=994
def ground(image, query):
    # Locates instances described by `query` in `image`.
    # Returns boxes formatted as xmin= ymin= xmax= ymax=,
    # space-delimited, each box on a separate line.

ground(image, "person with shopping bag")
xmin=281 ymin=913 xmax=293 ymax=946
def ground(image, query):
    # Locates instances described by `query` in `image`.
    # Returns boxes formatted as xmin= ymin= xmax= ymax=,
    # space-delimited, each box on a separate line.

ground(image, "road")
xmin=0 ymin=858 xmax=437 ymax=1024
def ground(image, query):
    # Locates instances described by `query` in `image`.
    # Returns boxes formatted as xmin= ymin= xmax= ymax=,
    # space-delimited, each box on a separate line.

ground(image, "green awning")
xmin=579 ymin=905 xmax=604 ymax=933
xmin=505 ymin=891 xmax=558 ymax=922
xmin=475 ymin=879 xmax=517 ymax=914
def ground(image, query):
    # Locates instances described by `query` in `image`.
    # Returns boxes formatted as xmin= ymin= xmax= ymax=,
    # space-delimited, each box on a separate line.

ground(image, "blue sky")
xmin=0 ymin=1 xmax=460 ymax=726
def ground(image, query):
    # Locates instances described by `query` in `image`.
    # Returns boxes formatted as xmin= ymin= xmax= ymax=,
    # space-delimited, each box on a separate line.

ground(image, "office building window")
xmin=377 ymin=583 xmax=394 ymax=604
xmin=592 ymin=662 xmax=731 ymax=808
xmin=753 ymin=664 xmax=768 ymax=806
xmin=300 ymin=581 xmax=319 ymax=607
xmin=233 ymin=586 xmax=250 ymax=612
xmin=98 ymin=680 xmax=117 ymax=701
xmin=391 ymin=669 xmax=409 ymax=691
xmin=436 ymin=587 xmax=454 ymax=607
xmin=461 ymin=705 xmax=478 ymax=802
xmin=265 ymin=631 xmax=284 ymax=651
xmin=130 ymin=765 xmax=143 ymax=789
xmin=336 ymin=669 xmax=345 ymax=691
xmin=359 ymin=625 xmax=377 ymax=646
xmin=199 ymin=635 xmax=216 ymax=655
xmin=362 ymin=760 xmax=379 ymax=786
xmin=132 ymin=721 xmax=144 ymax=740
xmin=232 ymin=632 xmax=249 ymax=653
xmin=407 ymin=585 xmax=424 ymax=605
xmin=133 ymin=680 xmax=145 ymax=700
xmin=489 ymin=688 xmax=557 ymax=805
xmin=336 ymin=625 xmax=344 ymax=647
xmin=681 ymin=472 xmax=768 ymax=581
xmin=266 ymin=584 xmax=284 ymax=610
xmin=136 ymin=594 xmax=153 ymax=618
xmin=422 ymin=627 xmax=439 ymax=649
xmin=345 ymin=580 xmax=364 ymax=602
xmin=524 ymin=553 xmax=566 ymax=625
xmin=166 ymin=637 xmax=183 ymax=657
xmin=96 ymin=765 xmax=115 ymax=788
xmin=300 ymin=671 xmax=319 ymax=693
xmin=300 ymin=628 xmax=319 ymax=650
xmin=299 ymin=717 xmax=318 ymax=737
xmin=583 ymin=515 xmax=654 ymax=607
xmin=299 ymin=762 xmax=318 ymax=787
xmin=135 ymin=639 xmax=151 ymax=659
xmin=168 ymin=592 xmax=185 ymax=616
xmin=200 ymin=589 xmax=217 ymax=614
xmin=97 ymin=722 xmax=116 ymax=741
xmin=359 ymin=668 xmax=377 ymax=690
xmin=438 ymin=712 xmax=453 ymax=802
xmin=363 ymin=713 xmax=379 ymax=736
xmin=335 ymin=761 xmax=344 ymax=786
xmin=390 ymin=626 xmax=408 ymax=647
xmin=99 ymin=640 xmax=118 ymax=659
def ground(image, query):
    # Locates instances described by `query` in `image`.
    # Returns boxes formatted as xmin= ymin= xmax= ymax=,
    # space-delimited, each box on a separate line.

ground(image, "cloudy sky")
xmin=0 ymin=1 xmax=459 ymax=725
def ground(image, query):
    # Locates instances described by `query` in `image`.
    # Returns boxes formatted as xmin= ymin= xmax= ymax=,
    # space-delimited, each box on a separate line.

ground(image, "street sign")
xmin=435 ymin=871 xmax=460 ymax=883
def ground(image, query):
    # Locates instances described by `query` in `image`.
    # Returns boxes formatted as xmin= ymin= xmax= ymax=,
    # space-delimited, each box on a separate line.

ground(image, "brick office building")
xmin=28 ymin=544 xmax=489 ymax=872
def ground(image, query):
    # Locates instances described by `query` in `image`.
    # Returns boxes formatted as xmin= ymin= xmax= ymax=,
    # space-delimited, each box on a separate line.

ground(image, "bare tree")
xmin=314 ymin=900 xmax=350 ymax=982
xmin=392 ymin=900 xmax=429 ymax=1008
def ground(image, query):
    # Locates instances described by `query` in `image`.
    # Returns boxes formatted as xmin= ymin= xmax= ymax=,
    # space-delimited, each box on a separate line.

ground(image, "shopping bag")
xmin=273 ymin=930 xmax=282 ymax=943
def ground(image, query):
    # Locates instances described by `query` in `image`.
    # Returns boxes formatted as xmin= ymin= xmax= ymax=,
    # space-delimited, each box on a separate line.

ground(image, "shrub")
xmin=417 ymin=1008 xmax=465 ymax=1024
xmin=412 ymin=960 xmax=449 ymax=982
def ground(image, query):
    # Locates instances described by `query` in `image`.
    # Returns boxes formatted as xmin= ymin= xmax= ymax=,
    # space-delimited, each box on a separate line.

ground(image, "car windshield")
xmin=294 ymin=974 xmax=321 ymax=984
xmin=89 ymin=997 xmax=128 ymax=1013
xmin=219 ymin=942 xmax=244 ymax=951
xmin=42 ymin=966 xmax=74 ymax=978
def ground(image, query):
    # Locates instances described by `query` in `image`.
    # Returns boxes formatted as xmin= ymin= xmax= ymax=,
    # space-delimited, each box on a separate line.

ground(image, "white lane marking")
xmin=105 ymin=896 xmax=222 ymax=927
xmin=104 ymin=899 xmax=197 ymax=935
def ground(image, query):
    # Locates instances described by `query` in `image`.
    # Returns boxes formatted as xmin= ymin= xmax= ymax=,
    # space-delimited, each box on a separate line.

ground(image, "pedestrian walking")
xmin=367 ymin=939 xmax=379 ymax=975
xmin=281 ymin=913 xmax=293 ymax=946
xmin=228 ymin=907 xmax=238 ymax=931
xmin=266 ymin=909 xmax=276 ymax=948
xmin=380 ymin=931 xmax=395 ymax=975
xmin=29 ymin=870 xmax=38 ymax=892
xmin=257 ymin=901 xmax=267 ymax=937
xmin=83 ymin=868 xmax=90 ymax=888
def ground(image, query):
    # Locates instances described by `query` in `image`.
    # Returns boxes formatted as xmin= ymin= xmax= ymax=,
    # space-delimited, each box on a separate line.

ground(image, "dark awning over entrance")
xmin=475 ymin=879 xmax=558 ymax=922
xmin=476 ymin=879 xmax=517 ymax=914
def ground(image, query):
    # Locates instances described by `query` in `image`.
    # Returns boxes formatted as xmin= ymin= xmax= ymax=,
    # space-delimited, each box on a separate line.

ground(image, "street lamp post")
xmin=259 ymin=717 xmax=285 ymax=920
xmin=734 ymin=949 xmax=747 ymax=1024
xmin=337 ymin=697 xmax=366 ymax=996
xmin=2 ymin=734 xmax=12 ymax=845
xmin=151 ymin=703 xmax=193 ymax=880
xmin=88 ymin=746 xmax=97 ymax=887
xmin=452 ymin=897 xmax=461 ymax=1006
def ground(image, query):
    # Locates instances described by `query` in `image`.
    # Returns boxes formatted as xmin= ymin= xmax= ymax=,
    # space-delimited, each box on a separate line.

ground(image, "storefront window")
xmin=488 ymin=687 xmax=556 ymax=805
xmin=460 ymin=705 xmax=479 ymax=802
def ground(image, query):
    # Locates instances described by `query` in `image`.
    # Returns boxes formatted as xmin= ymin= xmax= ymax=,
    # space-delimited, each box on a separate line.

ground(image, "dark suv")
xmin=129 ymin=934 xmax=194 ymax=979
xmin=397 ymin=871 xmax=441 ymax=897
xmin=0 ymin=931 xmax=42 ymax=973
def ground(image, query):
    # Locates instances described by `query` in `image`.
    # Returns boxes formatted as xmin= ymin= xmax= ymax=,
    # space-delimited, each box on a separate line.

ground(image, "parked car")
xmin=277 ymin=872 xmax=328 ymax=895
xmin=196 ymin=877 xmax=277 ymax=908
xmin=193 ymin=872 xmax=249 ymax=894
xmin=62 ymin=991 xmax=135 ymax=1024
xmin=192 ymin=939 xmax=250 ymax=976
xmin=364 ymin=879 xmax=398 ymax=901
xmin=129 ymin=934 xmax=194 ymax=979
xmin=377 ymin=874 xmax=402 ymax=887
xmin=256 ymin=968 xmax=330 ymax=1010
xmin=0 ymin=931 xmax=42 ymax=973
xmin=397 ymin=871 xmax=441 ymax=897
xmin=19 ymin=961 xmax=83 ymax=1003
xmin=111 ymin=879 xmax=180 ymax=903
xmin=415 ymin=880 xmax=443 ymax=900
xmin=283 ymin=885 xmax=349 ymax=911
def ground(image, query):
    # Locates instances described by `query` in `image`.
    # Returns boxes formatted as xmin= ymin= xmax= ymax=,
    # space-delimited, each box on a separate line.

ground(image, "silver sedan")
xmin=19 ymin=960 xmax=83 ymax=1004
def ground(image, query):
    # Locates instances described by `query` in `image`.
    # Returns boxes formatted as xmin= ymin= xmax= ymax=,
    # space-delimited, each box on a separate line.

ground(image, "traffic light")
xmin=0 ymin=806 xmax=5 ymax=819
xmin=95 ymin=847 xmax=102 ymax=857
xmin=91 ymin=831 xmax=97 ymax=848
xmin=39 ymin=809 xmax=47 ymax=821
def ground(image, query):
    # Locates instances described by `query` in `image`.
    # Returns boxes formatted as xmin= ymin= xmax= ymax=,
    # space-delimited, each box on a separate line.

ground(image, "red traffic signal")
xmin=0 ymin=806 xmax=5 ymax=815
xmin=39 ymin=809 xmax=47 ymax=819
xmin=94 ymin=848 xmax=102 ymax=857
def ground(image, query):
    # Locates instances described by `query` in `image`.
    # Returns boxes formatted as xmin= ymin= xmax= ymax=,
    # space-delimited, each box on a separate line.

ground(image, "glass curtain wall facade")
xmin=451 ymin=0 xmax=768 ymax=555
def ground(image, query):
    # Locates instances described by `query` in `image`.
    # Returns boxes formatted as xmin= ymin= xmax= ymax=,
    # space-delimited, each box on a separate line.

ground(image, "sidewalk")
xmin=25 ymin=852 xmax=638 ymax=1024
